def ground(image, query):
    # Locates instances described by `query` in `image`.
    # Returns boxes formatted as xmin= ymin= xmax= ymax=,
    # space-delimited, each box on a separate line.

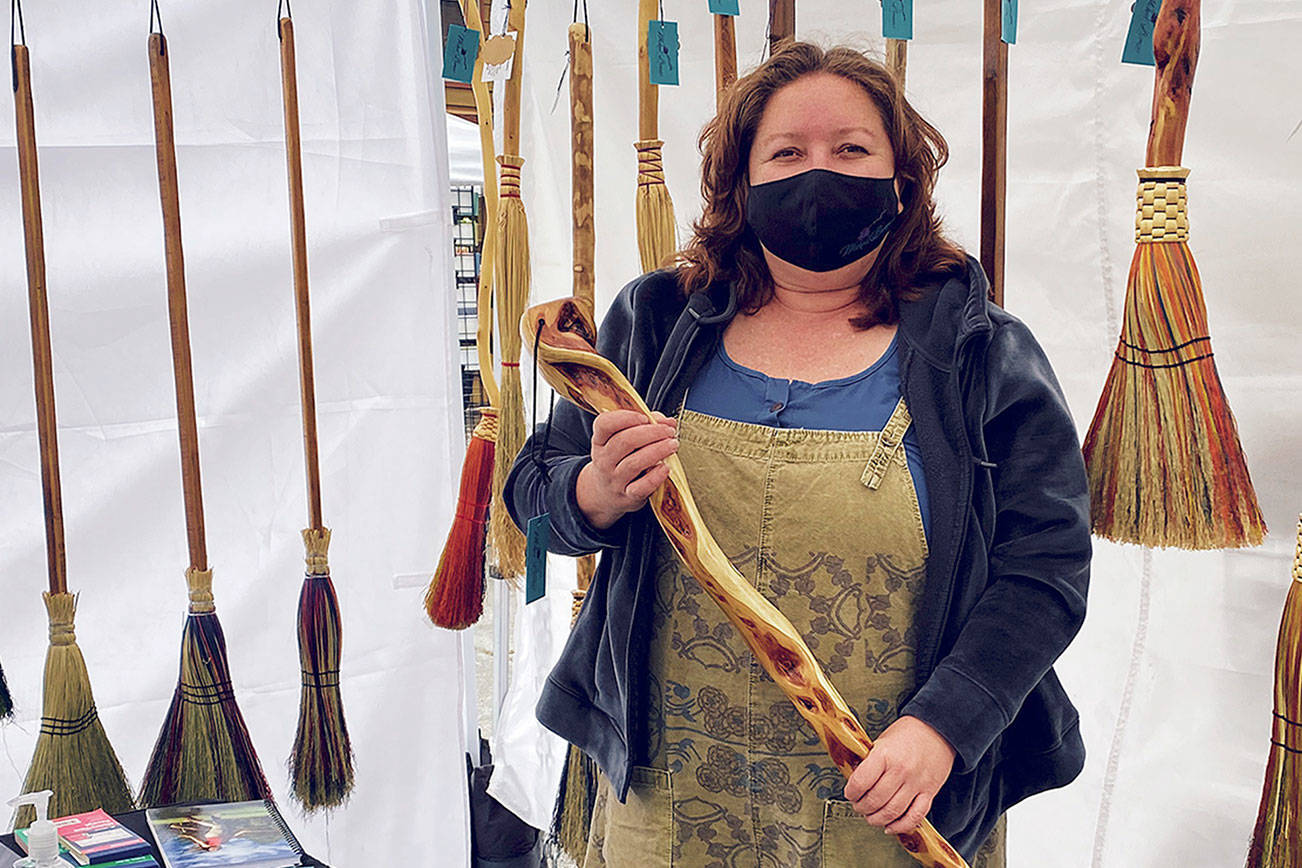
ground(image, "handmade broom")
xmin=712 ymin=8 xmax=736 ymax=109
xmin=426 ymin=0 xmax=502 ymax=631
xmin=277 ymin=9 xmax=355 ymax=810
xmin=980 ymin=0 xmax=1006 ymax=307
xmin=525 ymin=299 xmax=968 ymax=868
xmin=634 ymin=0 xmax=677 ymax=273
xmin=1247 ymin=516 xmax=1302 ymax=867
xmin=138 ymin=17 xmax=272 ymax=807
xmin=1082 ymin=0 xmax=1265 ymax=549
xmin=9 ymin=20 xmax=135 ymax=829
xmin=768 ymin=0 xmax=794 ymax=54
xmin=487 ymin=0 xmax=530 ymax=581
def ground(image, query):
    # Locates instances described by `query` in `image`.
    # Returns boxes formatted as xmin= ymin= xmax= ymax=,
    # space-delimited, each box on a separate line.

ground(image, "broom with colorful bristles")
xmin=1082 ymin=0 xmax=1265 ymax=550
xmin=487 ymin=0 xmax=530 ymax=582
xmin=9 ymin=13 xmax=135 ymax=828
xmin=138 ymin=9 xmax=272 ymax=807
xmin=1247 ymin=516 xmax=1302 ymax=867
xmin=277 ymin=7 xmax=355 ymax=810
xmin=634 ymin=0 xmax=677 ymax=273
xmin=426 ymin=0 xmax=502 ymax=631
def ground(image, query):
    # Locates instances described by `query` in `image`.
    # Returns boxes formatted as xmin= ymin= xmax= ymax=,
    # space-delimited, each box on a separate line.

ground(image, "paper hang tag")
xmin=525 ymin=514 xmax=551 ymax=604
xmin=1001 ymin=0 xmax=1018 ymax=44
xmin=708 ymin=0 xmax=740 ymax=15
xmin=647 ymin=20 xmax=680 ymax=87
xmin=481 ymin=32 xmax=517 ymax=82
xmin=1122 ymin=0 xmax=1163 ymax=66
xmin=442 ymin=24 xmax=480 ymax=84
xmin=882 ymin=0 xmax=913 ymax=41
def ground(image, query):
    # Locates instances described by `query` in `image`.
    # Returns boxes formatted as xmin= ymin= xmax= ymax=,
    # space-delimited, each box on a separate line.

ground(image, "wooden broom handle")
xmin=713 ymin=13 xmax=736 ymax=109
xmin=768 ymin=0 xmax=794 ymax=53
xmin=523 ymin=299 xmax=969 ymax=868
xmin=1146 ymin=0 xmax=1199 ymax=167
xmin=13 ymin=44 xmax=67 ymax=595
xmin=979 ymin=0 xmax=1007 ymax=307
xmin=149 ymin=32 xmax=207 ymax=572
xmin=501 ymin=0 xmax=527 ymax=155
xmin=461 ymin=0 xmax=499 ymax=407
xmin=887 ymin=39 xmax=907 ymax=86
xmin=569 ymin=23 xmax=594 ymax=308
xmin=637 ymin=0 xmax=658 ymax=141
xmin=278 ymin=17 xmax=324 ymax=533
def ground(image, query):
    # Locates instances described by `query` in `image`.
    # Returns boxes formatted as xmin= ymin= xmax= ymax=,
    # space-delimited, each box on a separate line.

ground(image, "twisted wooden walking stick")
xmin=523 ymin=298 xmax=968 ymax=868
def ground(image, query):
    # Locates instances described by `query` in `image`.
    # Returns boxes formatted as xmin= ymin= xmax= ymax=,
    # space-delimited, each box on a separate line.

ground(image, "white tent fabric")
xmin=448 ymin=114 xmax=486 ymax=185
xmin=488 ymin=1 xmax=1302 ymax=866
xmin=0 ymin=1 xmax=470 ymax=865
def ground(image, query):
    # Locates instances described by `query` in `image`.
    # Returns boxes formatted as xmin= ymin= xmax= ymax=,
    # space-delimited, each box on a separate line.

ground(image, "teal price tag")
xmin=1001 ymin=0 xmax=1018 ymax=44
xmin=525 ymin=514 xmax=550 ymax=604
xmin=709 ymin=0 xmax=740 ymax=14
xmin=442 ymin=24 xmax=479 ymax=84
xmin=1122 ymin=0 xmax=1162 ymax=66
xmin=882 ymin=0 xmax=913 ymax=41
xmin=648 ymin=20 xmax=680 ymax=86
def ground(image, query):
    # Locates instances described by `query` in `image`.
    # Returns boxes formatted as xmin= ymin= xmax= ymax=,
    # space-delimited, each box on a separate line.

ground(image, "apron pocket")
xmin=820 ymin=798 xmax=917 ymax=868
xmin=603 ymin=766 xmax=674 ymax=868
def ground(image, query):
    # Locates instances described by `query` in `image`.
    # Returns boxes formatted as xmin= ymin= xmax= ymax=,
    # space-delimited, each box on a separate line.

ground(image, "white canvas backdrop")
xmin=0 ymin=1 xmax=472 ymax=865
xmin=488 ymin=1 xmax=1302 ymax=866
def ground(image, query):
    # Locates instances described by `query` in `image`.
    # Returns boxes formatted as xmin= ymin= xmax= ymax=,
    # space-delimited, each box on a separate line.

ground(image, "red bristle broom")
xmin=425 ymin=0 xmax=502 ymax=631
xmin=9 ymin=5 xmax=134 ymax=826
xmin=277 ymin=4 xmax=355 ymax=809
xmin=1082 ymin=0 xmax=1266 ymax=550
xmin=138 ymin=4 xmax=271 ymax=806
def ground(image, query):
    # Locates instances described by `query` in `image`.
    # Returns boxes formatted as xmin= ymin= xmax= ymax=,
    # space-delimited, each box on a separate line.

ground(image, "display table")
xmin=1 ymin=806 xmax=329 ymax=868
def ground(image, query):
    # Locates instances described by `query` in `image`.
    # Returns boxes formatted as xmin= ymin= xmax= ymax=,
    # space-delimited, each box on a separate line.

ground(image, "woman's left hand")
xmin=843 ymin=715 xmax=957 ymax=835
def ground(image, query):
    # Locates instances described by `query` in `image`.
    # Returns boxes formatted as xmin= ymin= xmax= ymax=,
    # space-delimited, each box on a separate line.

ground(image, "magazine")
xmin=144 ymin=802 xmax=301 ymax=868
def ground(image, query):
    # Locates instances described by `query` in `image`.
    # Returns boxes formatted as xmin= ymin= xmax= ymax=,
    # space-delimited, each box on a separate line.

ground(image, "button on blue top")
xmin=684 ymin=333 xmax=930 ymax=536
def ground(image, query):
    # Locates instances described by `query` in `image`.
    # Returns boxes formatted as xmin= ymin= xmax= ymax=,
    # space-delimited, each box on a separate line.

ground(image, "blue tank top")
xmin=683 ymin=333 xmax=930 ymax=536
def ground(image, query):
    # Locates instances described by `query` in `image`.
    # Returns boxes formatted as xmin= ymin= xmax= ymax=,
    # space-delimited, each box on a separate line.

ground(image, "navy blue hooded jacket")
xmin=505 ymin=257 xmax=1091 ymax=860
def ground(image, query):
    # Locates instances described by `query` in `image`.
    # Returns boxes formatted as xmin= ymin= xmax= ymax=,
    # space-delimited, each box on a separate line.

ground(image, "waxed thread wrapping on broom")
xmin=139 ymin=569 xmax=272 ymax=807
xmin=490 ymin=155 xmax=529 ymax=581
xmin=1246 ymin=516 xmax=1302 ymax=868
xmin=1082 ymin=166 xmax=1265 ymax=549
xmin=635 ymin=139 xmax=676 ymax=273
xmin=13 ymin=594 xmax=134 ymax=829
xmin=291 ymin=527 xmax=354 ymax=808
xmin=427 ymin=407 xmax=499 ymax=629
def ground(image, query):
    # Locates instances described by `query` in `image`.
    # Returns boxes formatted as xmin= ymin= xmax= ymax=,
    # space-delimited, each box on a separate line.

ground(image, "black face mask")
xmin=745 ymin=168 xmax=899 ymax=273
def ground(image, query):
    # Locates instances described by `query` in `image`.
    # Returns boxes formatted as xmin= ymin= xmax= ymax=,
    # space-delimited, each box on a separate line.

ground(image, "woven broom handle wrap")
xmin=1134 ymin=167 xmax=1189 ymax=243
xmin=635 ymin=140 xmax=666 ymax=185
xmin=45 ymin=592 xmax=76 ymax=646
xmin=186 ymin=567 xmax=216 ymax=614
xmin=473 ymin=407 xmax=499 ymax=442
xmin=302 ymin=527 xmax=331 ymax=576
xmin=571 ymin=589 xmax=586 ymax=627
xmin=523 ymin=298 xmax=968 ymax=868
xmin=498 ymin=155 xmax=523 ymax=198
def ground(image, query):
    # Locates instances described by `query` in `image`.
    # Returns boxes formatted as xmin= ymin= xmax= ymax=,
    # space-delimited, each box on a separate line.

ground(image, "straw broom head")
xmin=13 ymin=593 xmax=134 ymax=829
xmin=1246 ymin=517 xmax=1302 ymax=867
xmin=290 ymin=528 xmax=354 ymax=810
xmin=635 ymin=140 xmax=677 ymax=273
xmin=138 ymin=569 xmax=272 ymax=807
xmin=490 ymin=155 xmax=529 ymax=580
xmin=428 ymin=408 xmax=497 ymax=629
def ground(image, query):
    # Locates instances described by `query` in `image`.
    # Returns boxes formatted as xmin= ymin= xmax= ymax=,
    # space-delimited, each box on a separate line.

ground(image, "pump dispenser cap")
xmin=6 ymin=790 xmax=59 ymax=867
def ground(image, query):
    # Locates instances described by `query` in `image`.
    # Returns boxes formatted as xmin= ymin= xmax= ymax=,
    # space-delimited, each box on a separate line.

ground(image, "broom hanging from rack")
xmin=635 ymin=0 xmax=677 ymax=273
xmin=9 ymin=3 xmax=135 ymax=826
xmin=138 ymin=3 xmax=271 ymax=806
xmin=277 ymin=2 xmax=354 ymax=810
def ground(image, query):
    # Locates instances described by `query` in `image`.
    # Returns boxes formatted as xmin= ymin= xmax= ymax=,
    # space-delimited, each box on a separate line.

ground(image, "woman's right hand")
xmin=575 ymin=410 xmax=679 ymax=530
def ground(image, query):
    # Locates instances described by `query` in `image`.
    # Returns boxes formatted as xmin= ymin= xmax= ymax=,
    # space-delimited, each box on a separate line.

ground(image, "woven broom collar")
xmin=636 ymin=140 xmax=667 ymax=186
xmin=1135 ymin=166 xmax=1190 ymax=243
xmin=571 ymin=588 xmax=586 ymax=627
xmin=1293 ymin=515 xmax=1302 ymax=581
xmin=474 ymin=407 xmax=499 ymax=442
xmin=498 ymin=154 xmax=524 ymax=199
xmin=303 ymin=527 xmax=332 ymax=576
xmin=44 ymin=591 xmax=77 ymax=646
xmin=186 ymin=567 xmax=216 ymax=614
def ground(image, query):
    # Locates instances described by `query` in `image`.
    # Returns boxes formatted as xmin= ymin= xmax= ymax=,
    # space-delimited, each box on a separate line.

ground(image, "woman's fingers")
xmin=862 ymin=781 xmax=914 ymax=828
xmin=602 ymin=423 xmax=677 ymax=470
xmin=592 ymin=409 xmax=674 ymax=447
xmin=624 ymin=461 xmax=672 ymax=500
xmin=884 ymin=793 xmax=933 ymax=836
xmin=613 ymin=436 xmax=679 ymax=487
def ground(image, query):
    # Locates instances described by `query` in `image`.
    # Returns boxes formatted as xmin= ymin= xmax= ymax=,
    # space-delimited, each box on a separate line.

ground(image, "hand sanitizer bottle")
xmin=6 ymin=790 xmax=62 ymax=868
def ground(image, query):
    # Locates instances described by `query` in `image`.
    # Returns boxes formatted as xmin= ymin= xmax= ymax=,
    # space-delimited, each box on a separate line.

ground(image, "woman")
xmin=507 ymin=42 xmax=1090 ymax=867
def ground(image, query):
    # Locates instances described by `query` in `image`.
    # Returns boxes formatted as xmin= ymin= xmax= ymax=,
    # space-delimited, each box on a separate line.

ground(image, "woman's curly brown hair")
xmin=675 ymin=42 xmax=967 ymax=329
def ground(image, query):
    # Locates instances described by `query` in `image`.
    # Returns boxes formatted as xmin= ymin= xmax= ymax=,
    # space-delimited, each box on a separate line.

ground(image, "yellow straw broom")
xmin=138 ymin=14 xmax=271 ymax=806
xmin=1247 ymin=516 xmax=1302 ymax=867
xmin=635 ymin=0 xmax=677 ymax=273
xmin=488 ymin=0 xmax=530 ymax=581
xmin=277 ymin=8 xmax=355 ymax=810
xmin=426 ymin=0 xmax=502 ymax=630
xmin=1081 ymin=0 xmax=1265 ymax=550
xmin=9 ymin=18 xmax=134 ymax=828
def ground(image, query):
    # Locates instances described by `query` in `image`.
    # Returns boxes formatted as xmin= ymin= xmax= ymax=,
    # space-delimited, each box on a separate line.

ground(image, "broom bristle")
xmin=1246 ymin=519 xmax=1302 ymax=867
xmin=428 ymin=413 xmax=497 ymax=629
xmin=139 ymin=569 xmax=271 ymax=808
xmin=634 ymin=140 xmax=677 ymax=273
xmin=0 ymin=657 xmax=12 ymax=721
xmin=1083 ymin=223 xmax=1265 ymax=549
xmin=546 ymin=744 xmax=598 ymax=866
xmin=13 ymin=593 xmax=134 ymax=829
xmin=492 ymin=157 xmax=530 ymax=581
xmin=291 ymin=528 xmax=355 ymax=811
